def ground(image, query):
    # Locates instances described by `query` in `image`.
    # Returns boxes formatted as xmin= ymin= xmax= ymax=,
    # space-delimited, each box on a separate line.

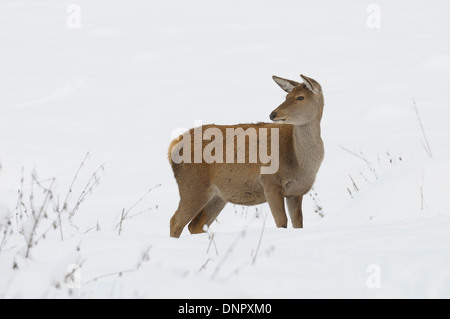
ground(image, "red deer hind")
xmin=168 ymin=74 xmax=324 ymax=238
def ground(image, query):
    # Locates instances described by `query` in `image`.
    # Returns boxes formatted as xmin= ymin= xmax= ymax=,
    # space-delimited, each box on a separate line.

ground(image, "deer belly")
xmin=228 ymin=190 xmax=266 ymax=205
xmin=214 ymin=180 xmax=266 ymax=206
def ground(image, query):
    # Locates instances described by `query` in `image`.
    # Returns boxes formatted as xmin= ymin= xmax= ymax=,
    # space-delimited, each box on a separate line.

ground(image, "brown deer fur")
xmin=168 ymin=74 xmax=324 ymax=238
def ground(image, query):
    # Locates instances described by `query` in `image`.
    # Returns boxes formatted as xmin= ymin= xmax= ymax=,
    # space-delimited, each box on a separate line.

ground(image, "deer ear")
xmin=272 ymin=75 xmax=300 ymax=93
xmin=300 ymin=74 xmax=321 ymax=95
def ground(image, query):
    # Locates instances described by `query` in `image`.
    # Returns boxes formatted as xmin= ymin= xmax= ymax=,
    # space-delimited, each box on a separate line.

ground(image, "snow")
xmin=0 ymin=204 xmax=9 ymax=226
xmin=334 ymin=159 xmax=450 ymax=224
xmin=1 ymin=0 xmax=450 ymax=298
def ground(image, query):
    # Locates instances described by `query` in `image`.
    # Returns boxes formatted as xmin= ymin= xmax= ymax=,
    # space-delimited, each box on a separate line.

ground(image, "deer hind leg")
xmin=188 ymin=196 xmax=227 ymax=234
xmin=170 ymin=192 xmax=212 ymax=238
xmin=262 ymin=184 xmax=287 ymax=228
xmin=286 ymin=195 xmax=303 ymax=228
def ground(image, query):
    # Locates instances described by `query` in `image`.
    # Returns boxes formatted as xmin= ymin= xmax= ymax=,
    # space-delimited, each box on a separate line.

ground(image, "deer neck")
xmin=293 ymin=119 xmax=323 ymax=162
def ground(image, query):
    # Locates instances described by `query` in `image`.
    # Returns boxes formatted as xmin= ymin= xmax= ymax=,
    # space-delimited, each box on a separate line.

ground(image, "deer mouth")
xmin=269 ymin=111 xmax=287 ymax=123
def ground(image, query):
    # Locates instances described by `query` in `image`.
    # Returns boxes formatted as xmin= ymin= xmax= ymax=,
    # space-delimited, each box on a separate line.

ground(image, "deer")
xmin=168 ymin=74 xmax=324 ymax=238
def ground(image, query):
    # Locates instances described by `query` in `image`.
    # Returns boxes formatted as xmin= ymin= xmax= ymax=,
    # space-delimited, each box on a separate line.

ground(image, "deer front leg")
xmin=262 ymin=184 xmax=287 ymax=228
xmin=286 ymin=195 xmax=303 ymax=228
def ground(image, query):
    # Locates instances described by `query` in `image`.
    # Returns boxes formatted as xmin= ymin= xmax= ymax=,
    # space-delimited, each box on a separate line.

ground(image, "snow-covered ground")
xmin=1 ymin=0 xmax=450 ymax=298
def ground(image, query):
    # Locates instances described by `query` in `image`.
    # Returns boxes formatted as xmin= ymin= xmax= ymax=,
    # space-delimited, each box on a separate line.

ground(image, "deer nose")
xmin=269 ymin=112 xmax=277 ymax=121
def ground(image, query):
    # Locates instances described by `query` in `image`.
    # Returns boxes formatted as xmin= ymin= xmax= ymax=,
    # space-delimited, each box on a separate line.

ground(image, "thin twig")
xmin=339 ymin=146 xmax=366 ymax=161
xmin=310 ymin=188 xmax=325 ymax=218
xmin=69 ymin=164 xmax=105 ymax=219
xmin=57 ymin=200 xmax=63 ymax=241
xmin=349 ymin=175 xmax=359 ymax=192
xmin=136 ymin=245 xmax=152 ymax=269
xmin=359 ymin=150 xmax=378 ymax=179
xmin=84 ymin=269 xmax=134 ymax=285
xmin=199 ymin=258 xmax=213 ymax=272
xmin=206 ymin=228 xmax=219 ymax=256
xmin=0 ymin=220 xmax=12 ymax=254
xmin=125 ymin=185 xmax=161 ymax=217
xmin=83 ymin=221 xmax=102 ymax=234
xmin=25 ymin=178 xmax=55 ymax=258
xmin=412 ymin=99 xmax=433 ymax=158
xmin=118 ymin=209 xmax=125 ymax=236
xmin=347 ymin=188 xmax=353 ymax=199
xmin=62 ymin=152 xmax=91 ymax=213
xmin=115 ymin=185 xmax=161 ymax=232
xmin=84 ymin=245 xmax=151 ymax=285
xmin=252 ymin=213 xmax=267 ymax=266
xmin=15 ymin=167 xmax=26 ymax=224
xmin=359 ymin=170 xmax=370 ymax=183
xmin=211 ymin=229 xmax=246 ymax=280
xmin=419 ymin=170 xmax=425 ymax=210
xmin=386 ymin=151 xmax=393 ymax=164
xmin=211 ymin=217 xmax=255 ymax=280
xmin=115 ymin=205 xmax=158 ymax=230
xmin=340 ymin=146 xmax=378 ymax=179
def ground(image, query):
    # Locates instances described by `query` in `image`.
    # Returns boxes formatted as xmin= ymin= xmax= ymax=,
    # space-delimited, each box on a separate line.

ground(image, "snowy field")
xmin=1 ymin=0 xmax=450 ymax=298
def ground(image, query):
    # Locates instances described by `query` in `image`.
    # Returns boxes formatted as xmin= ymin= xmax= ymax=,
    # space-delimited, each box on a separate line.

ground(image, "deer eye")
xmin=296 ymin=96 xmax=304 ymax=101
